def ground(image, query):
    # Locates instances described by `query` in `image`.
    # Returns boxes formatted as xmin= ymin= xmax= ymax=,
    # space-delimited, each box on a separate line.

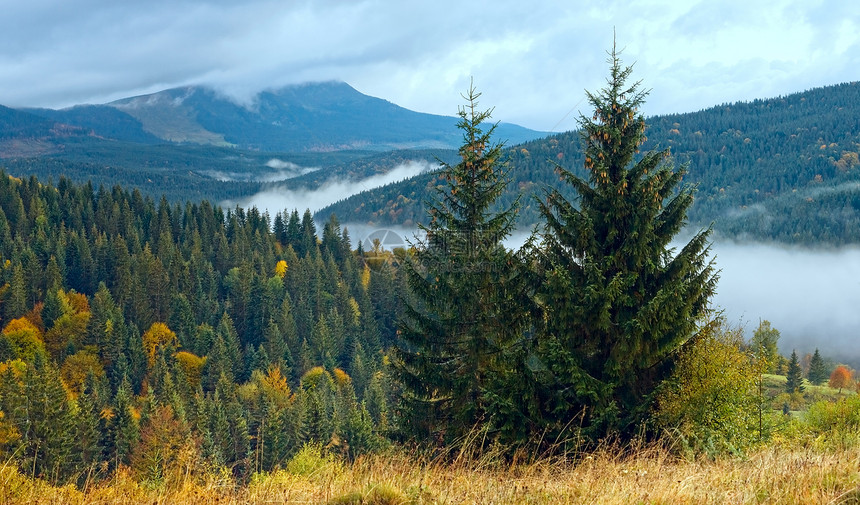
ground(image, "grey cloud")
xmin=2 ymin=1 xmax=859 ymax=130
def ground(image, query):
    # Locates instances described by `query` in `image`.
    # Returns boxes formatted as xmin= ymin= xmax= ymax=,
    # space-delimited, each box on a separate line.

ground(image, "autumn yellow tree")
xmin=275 ymin=260 xmax=289 ymax=279
xmin=142 ymin=322 xmax=178 ymax=367
xmin=1 ymin=318 xmax=46 ymax=362
xmin=174 ymin=351 xmax=206 ymax=390
xmin=44 ymin=290 xmax=91 ymax=360
xmin=60 ymin=350 xmax=105 ymax=397
xmin=258 ymin=365 xmax=293 ymax=406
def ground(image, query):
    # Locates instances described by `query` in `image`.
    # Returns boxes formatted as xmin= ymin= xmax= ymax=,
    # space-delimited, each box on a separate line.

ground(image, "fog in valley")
xmin=229 ymin=162 xmax=860 ymax=366
xmin=347 ymin=221 xmax=860 ymax=363
xmin=225 ymin=160 xmax=437 ymax=213
xmin=352 ymin=234 xmax=860 ymax=365
xmin=203 ymin=159 xmax=322 ymax=182
xmin=709 ymin=241 xmax=860 ymax=364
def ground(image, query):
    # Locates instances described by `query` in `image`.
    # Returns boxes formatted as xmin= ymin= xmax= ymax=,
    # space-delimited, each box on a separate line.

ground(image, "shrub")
xmin=286 ymin=442 xmax=341 ymax=478
xmin=653 ymin=318 xmax=765 ymax=454
xmin=803 ymin=395 xmax=860 ymax=449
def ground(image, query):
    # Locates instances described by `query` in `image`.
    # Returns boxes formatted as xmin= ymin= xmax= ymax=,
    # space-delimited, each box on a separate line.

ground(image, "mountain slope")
xmin=0 ymin=81 xmax=540 ymax=202
xmin=5 ymin=81 xmax=860 ymax=244
xmin=0 ymin=105 xmax=56 ymax=138
xmin=319 ymin=82 xmax=860 ymax=245
xmin=17 ymin=82 xmax=546 ymax=152
xmin=20 ymin=104 xmax=164 ymax=144
xmin=0 ymin=105 xmax=92 ymax=157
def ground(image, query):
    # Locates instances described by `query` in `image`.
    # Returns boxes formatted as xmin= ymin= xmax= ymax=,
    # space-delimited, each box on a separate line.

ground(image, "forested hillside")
xmin=20 ymin=105 xmax=165 ymax=145
xmin=0 ymin=139 xmax=408 ymax=202
xmin=0 ymin=120 xmax=461 ymax=205
xmin=5 ymin=82 xmax=860 ymax=244
xmin=0 ymin=172 xmax=404 ymax=482
xmin=321 ymin=82 xmax=860 ymax=245
xmin=0 ymin=106 xmax=65 ymax=140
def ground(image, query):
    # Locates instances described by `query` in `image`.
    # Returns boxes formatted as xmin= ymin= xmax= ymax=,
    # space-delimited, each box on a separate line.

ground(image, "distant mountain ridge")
xmin=12 ymin=81 xmax=547 ymax=152
xmin=319 ymin=81 xmax=860 ymax=245
xmin=4 ymin=81 xmax=860 ymax=244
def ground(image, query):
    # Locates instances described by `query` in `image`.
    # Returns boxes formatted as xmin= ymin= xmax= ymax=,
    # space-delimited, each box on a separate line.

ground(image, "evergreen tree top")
xmin=581 ymin=44 xmax=650 ymax=185
xmin=424 ymin=82 xmax=518 ymax=245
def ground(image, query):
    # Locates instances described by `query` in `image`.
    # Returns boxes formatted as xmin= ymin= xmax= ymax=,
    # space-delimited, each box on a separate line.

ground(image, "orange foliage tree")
xmin=829 ymin=365 xmax=853 ymax=394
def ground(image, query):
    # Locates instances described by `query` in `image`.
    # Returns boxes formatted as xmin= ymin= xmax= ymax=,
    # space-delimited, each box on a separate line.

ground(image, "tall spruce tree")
xmin=395 ymin=84 xmax=522 ymax=442
xmin=807 ymin=348 xmax=828 ymax=385
xmin=785 ymin=349 xmax=805 ymax=393
xmin=534 ymin=44 xmax=717 ymax=438
xmin=20 ymin=356 xmax=76 ymax=482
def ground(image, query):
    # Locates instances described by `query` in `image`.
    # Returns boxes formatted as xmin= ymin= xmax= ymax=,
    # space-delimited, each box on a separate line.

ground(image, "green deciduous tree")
xmin=653 ymin=318 xmax=762 ymax=453
xmin=533 ymin=44 xmax=717 ymax=439
xmin=1 ymin=317 xmax=47 ymax=363
xmin=750 ymin=320 xmax=780 ymax=373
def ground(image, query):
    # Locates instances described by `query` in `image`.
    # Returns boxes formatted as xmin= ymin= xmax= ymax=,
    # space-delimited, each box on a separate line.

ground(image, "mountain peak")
xmin=95 ymin=82 xmax=545 ymax=151
xmin=7 ymin=82 xmax=546 ymax=152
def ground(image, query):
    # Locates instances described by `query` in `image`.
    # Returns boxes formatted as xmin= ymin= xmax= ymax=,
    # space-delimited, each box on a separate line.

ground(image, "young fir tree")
xmin=807 ymin=348 xmax=828 ymax=385
xmin=75 ymin=372 xmax=108 ymax=476
xmin=395 ymin=84 xmax=522 ymax=443
xmin=751 ymin=320 xmax=781 ymax=373
xmin=3 ymin=356 xmax=76 ymax=482
xmin=785 ymin=349 xmax=805 ymax=393
xmin=534 ymin=44 xmax=717 ymax=438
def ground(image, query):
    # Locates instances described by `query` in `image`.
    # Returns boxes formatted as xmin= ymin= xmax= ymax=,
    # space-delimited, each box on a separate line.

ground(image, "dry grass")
xmin=2 ymin=443 xmax=860 ymax=504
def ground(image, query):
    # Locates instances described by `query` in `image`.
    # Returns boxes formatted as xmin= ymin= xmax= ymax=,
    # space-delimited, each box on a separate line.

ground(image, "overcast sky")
xmin=1 ymin=0 xmax=858 ymax=131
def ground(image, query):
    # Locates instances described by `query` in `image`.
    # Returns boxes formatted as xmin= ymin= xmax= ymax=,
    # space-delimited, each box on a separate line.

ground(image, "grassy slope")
xmin=3 ymin=444 xmax=859 ymax=504
xmin=9 ymin=374 xmax=855 ymax=504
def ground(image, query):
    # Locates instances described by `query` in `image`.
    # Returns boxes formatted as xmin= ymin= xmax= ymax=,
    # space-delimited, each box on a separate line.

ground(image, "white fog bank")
xmin=709 ymin=242 xmax=860 ymax=362
xmin=346 ymin=228 xmax=860 ymax=363
xmin=224 ymin=160 xmax=439 ymax=214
